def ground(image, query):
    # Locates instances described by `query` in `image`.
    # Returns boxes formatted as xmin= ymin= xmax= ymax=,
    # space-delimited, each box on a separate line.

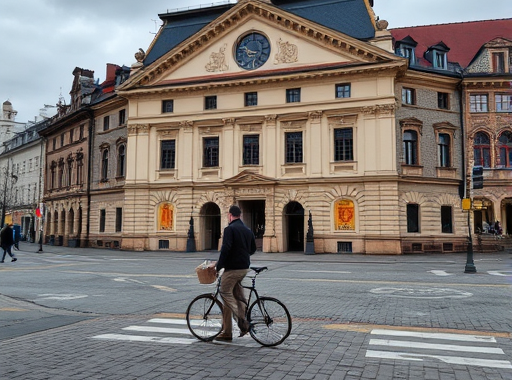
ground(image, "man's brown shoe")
xmin=215 ymin=333 xmax=233 ymax=341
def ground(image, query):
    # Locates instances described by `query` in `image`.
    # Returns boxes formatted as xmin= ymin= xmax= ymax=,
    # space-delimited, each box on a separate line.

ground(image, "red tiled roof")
xmin=390 ymin=19 xmax=512 ymax=68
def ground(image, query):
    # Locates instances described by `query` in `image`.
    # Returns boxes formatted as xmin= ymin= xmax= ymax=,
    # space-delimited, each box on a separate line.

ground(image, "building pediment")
xmin=224 ymin=170 xmax=276 ymax=186
xmin=120 ymin=0 xmax=402 ymax=92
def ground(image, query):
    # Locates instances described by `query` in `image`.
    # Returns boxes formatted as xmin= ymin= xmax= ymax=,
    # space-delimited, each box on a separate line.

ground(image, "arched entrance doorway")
xmin=200 ymin=202 xmax=221 ymax=250
xmin=284 ymin=201 xmax=304 ymax=252
xmin=473 ymin=198 xmax=494 ymax=233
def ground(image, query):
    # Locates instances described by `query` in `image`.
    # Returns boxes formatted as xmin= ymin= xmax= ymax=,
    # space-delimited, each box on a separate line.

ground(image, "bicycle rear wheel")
xmin=186 ymin=294 xmax=223 ymax=341
xmin=247 ymin=296 xmax=291 ymax=347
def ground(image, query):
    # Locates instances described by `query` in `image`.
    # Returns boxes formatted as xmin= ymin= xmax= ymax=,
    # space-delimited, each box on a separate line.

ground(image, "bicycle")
xmin=186 ymin=266 xmax=292 ymax=347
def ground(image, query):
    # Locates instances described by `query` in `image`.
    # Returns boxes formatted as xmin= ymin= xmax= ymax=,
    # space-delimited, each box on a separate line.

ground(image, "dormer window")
xmin=395 ymin=36 xmax=417 ymax=65
xmin=433 ymin=51 xmax=447 ymax=69
xmin=425 ymin=42 xmax=450 ymax=70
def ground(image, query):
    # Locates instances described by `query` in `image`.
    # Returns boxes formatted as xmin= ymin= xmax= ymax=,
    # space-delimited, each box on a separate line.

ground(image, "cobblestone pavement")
xmin=0 ymin=242 xmax=511 ymax=380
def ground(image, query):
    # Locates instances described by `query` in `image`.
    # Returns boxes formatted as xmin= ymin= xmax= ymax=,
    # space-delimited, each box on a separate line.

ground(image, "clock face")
xmin=235 ymin=32 xmax=271 ymax=70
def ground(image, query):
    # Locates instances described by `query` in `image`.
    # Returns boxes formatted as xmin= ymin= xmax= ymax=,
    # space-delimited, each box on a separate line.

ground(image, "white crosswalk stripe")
xmin=366 ymin=329 xmax=512 ymax=369
xmin=92 ymin=318 xmax=198 ymax=345
xmin=91 ymin=317 xmax=257 ymax=346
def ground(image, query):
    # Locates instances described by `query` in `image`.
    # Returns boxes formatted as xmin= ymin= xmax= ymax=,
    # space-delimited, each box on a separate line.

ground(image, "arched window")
xmin=498 ymin=131 xmax=512 ymax=168
xmin=334 ymin=199 xmax=355 ymax=231
xmin=403 ymin=130 xmax=418 ymax=165
xmin=473 ymin=132 xmax=491 ymax=168
xmin=101 ymin=149 xmax=109 ymax=181
xmin=117 ymin=144 xmax=126 ymax=177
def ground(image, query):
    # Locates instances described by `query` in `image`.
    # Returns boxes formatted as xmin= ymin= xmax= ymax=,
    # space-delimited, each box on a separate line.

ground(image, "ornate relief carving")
xmin=127 ymin=124 xmax=150 ymax=135
xmin=205 ymin=44 xmax=229 ymax=72
xmin=223 ymin=118 xmax=236 ymax=126
xmin=281 ymin=120 xmax=306 ymax=130
xmin=308 ymin=111 xmax=322 ymax=122
xmin=362 ymin=104 xmax=396 ymax=116
xmin=265 ymin=115 xmax=277 ymax=125
xmin=274 ymin=38 xmax=298 ymax=64
xmin=239 ymin=124 xmax=262 ymax=132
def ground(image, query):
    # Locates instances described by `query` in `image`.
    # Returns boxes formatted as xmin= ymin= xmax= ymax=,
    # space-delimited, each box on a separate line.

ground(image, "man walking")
xmin=215 ymin=205 xmax=256 ymax=341
xmin=0 ymin=223 xmax=17 ymax=263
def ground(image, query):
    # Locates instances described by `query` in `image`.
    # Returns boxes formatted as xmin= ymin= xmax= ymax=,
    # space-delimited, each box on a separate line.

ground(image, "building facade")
xmin=391 ymin=19 xmax=512 ymax=239
xmin=117 ymin=0 xmax=468 ymax=254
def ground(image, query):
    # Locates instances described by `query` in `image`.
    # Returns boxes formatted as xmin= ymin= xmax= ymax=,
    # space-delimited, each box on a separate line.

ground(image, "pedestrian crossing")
xmin=92 ymin=318 xmax=199 ymax=345
xmin=366 ymin=328 xmax=512 ymax=369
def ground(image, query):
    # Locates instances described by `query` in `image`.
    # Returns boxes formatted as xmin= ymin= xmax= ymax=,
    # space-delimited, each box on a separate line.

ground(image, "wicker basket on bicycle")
xmin=195 ymin=261 xmax=217 ymax=284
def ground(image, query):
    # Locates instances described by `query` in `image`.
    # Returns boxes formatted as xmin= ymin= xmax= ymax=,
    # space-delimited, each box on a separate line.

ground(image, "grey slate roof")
xmin=144 ymin=0 xmax=375 ymax=67
xmin=275 ymin=0 xmax=375 ymax=40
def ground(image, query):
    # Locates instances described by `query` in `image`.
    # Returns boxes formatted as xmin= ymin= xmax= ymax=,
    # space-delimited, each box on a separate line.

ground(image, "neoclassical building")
xmin=118 ymin=0 xmax=468 ymax=254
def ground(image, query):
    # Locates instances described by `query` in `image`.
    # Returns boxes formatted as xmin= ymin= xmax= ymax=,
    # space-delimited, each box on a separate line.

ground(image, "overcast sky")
xmin=1 ymin=0 xmax=510 ymax=123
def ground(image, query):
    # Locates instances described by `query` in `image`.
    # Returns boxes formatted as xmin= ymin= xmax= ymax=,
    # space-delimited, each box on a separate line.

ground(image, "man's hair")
xmin=229 ymin=205 xmax=241 ymax=217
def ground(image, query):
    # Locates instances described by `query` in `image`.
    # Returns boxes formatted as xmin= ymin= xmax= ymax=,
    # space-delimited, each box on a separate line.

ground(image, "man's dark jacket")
xmin=216 ymin=218 xmax=256 ymax=271
xmin=0 ymin=226 xmax=14 ymax=247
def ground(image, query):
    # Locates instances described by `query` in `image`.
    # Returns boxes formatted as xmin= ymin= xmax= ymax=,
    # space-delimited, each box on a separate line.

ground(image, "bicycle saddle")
xmin=250 ymin=266 xmax=268 ymax=273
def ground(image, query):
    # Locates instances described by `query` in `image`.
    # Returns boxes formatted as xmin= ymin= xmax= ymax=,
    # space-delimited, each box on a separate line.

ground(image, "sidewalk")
xmin=16 ymin=240 xmax=512 ymax=264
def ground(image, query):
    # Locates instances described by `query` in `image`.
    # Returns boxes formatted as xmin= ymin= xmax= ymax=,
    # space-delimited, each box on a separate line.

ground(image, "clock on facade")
xmin=235 ymin=32 xmax=271 ymax=70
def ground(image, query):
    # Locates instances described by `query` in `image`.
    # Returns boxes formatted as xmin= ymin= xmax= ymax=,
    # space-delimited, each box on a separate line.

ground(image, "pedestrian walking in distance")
xmin=215 ymin=205 xmax=257 ymax=341
xmin=0 ymin=223 xmax=17 ymax=263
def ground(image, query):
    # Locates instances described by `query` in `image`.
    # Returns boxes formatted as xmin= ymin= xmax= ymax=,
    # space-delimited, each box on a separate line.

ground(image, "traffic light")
xmin=472 ymin=166 xmax=484 ymax=189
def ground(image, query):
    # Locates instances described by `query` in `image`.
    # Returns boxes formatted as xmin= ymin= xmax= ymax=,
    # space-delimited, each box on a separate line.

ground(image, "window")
xmin=29 ymin=159 xmax=33 ymax=171
xmin=498 ymin=131 xmax=512 ymax=168
xmin=77 ymin=156 xmax=84 ymax=185
xmin=101 ymin=149 xmax=109 ymax=181
xmin=243 ymin=135 xmax=259 ymax=165
xmin=441 ymin=206 xmax=453 ymax=233
xmin=79 ymin=125 xmax=84 ymax=139
xmin=403 ymin=130 xmax=418 ymax=165
xmin=401 ymin=46 xmax=415 ymax=63
xmin=160 ymin=140 xmax=176 ymax=169
xmin=203 ymin=137 xmax=219 ymax=167
xmin=52 ymin=137 xmax=56 ymax=150
xmin=67 ymin=160 xmax=73 ymax=187
xmin=244 ymin=92 xmax=258 ymax=107
xmin=119 ymin=109 xmax=126 ymax=125
xmin=407 ymin=204 xmax=419 ymax=233
xmin=117 ymin=145 xmax=126 ymax=177
xmin=496 ymin=94 xmax=512 ymax=112
xmin=470 ymin=94 xmax=488 ymax=112
xmin=162 ymin=100 xmax=174 ymax=113
xmin=70 ymin=129 xmax=74 ymax=143
xmin=115 ymin=208 xmax=122 ymax=232
xmin=334 ymin=128 xmax=353 ymax=161
xmin=103 ymin=116 xmax=110 ymax=131
xmin=492 ymin=52 xmax=505 ymax=73
xmin=433 ymin=51 xmax=447 ymax=69
xmin=438 ymin=133 xmax=451 ymax=167
xmin=286 ymin=88 xmax=301 ymax=103
xmin=50 ymin=163 xmax=56 ymax=189
xmin=285 ymin=132 xmax=303 ymax=163
xmin=402 ymin=88 xmax=415 ymax=105
xmin=438 ymin=92 xmax=449 ymax=109
xmin=335 ymin=84 xmax=351 ymax=99
xmin=60 ymin=134 xmax=65 ymax=147
xmin=474 ymin=132 xmax=491 ymax=168
xmin=58 ymin=161 xmax=64 ymax=188
xmin=99 ymin=209 xmax=106 ymax=233
xmin=204 ymin=96 xmax=217 ymax=110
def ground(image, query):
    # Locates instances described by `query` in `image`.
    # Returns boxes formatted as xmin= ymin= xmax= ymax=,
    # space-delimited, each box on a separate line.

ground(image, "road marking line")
xmin=369 ymin=339 xmax=504 ymax=354
xmin=371 ymin=329 xmax=497 ymax=343
xmin=123 ymin=326 xmax=191 ymax=335
xmin=366 ymin=350 xmax=512 ymax=369
xmin=92 ymin=334 xmax=196 ymax=345
xmin=429 ymin=270 xmax=452 ymax=276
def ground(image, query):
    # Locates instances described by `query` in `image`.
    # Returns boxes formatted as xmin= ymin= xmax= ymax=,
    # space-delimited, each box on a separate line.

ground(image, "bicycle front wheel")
xmin=247 ymin=296 xmax=291 ymax=347
xmin=186 ymin=294 xmax=223 ymax=342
